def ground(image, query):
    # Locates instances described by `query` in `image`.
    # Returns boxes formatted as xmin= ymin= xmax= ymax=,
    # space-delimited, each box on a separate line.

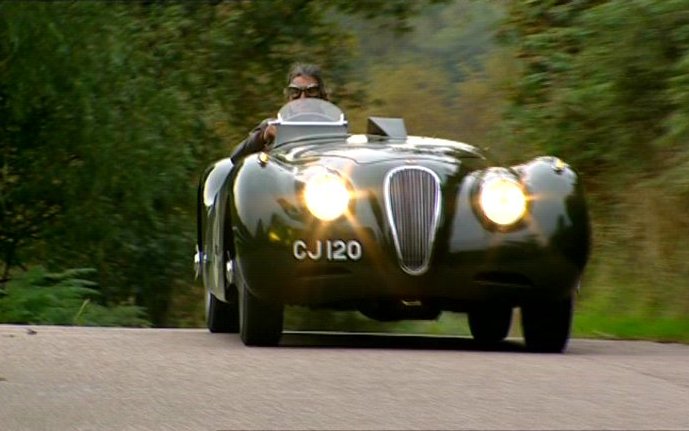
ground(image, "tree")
xmin=500 ymin=0 xmax=689 ymax=177
xmin=500 ymin=0 xmax=689 ymax=318
xmin=0 ymin=0 xmax=442 ymax=325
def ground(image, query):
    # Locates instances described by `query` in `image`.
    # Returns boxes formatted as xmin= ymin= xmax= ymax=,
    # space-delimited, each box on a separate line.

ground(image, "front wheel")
xmin=239 ymin=283 xmax=284 ymax=347
xmin=521 ymin=297 xmax=573 ymax=353
xmin=468 ymin=304 xmax=513 ymax=345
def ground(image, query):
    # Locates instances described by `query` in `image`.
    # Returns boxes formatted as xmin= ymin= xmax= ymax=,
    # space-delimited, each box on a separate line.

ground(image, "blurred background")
xmin=1 ymin=0 xmax=687 ymax=341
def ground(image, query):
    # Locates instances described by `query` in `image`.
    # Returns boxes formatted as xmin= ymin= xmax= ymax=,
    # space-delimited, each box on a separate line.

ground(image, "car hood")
xmin=274 ymin=135 xmax=485 ymax=167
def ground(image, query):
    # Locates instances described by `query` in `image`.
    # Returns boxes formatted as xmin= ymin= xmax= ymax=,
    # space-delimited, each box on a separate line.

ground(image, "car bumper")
xmin=235 ymin=235 xmax=584 ymax=308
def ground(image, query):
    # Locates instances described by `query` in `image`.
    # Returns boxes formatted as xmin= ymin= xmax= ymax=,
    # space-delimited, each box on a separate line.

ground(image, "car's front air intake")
xmin=384 ymin=166 xmax=441 ymax=275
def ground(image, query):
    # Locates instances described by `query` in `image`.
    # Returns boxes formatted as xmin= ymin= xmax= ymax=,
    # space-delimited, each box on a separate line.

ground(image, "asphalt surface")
xmin=1 ymin=324 xmax=688 ymax=430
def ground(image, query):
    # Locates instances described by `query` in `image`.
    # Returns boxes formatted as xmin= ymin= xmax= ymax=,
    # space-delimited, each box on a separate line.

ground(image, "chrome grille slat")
xmin=384 ymin=167 xmax=441 ymax=275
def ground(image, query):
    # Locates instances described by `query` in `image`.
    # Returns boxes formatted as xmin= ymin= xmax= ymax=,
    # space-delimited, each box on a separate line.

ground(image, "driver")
xmin=229 ymin=63 xmax=329 ymax=163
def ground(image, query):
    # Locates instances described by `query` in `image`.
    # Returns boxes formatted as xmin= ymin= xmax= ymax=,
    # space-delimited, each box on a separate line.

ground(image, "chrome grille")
xmin=384 ymin=166 xmax=441 ymax=275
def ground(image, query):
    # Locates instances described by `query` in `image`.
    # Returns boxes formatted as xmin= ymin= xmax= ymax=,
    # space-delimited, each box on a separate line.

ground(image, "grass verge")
xmin=572 ymin=311 xmax=689 ymax=343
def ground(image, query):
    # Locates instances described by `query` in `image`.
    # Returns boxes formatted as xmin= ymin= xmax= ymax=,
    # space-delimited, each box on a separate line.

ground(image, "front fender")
xmin=442 ymin=156 xmax=591 ymax=293
xmin=197 ymin=157 xmax=235 ymax=300
xmin=518 ymin=156 xmax=591 ymax=270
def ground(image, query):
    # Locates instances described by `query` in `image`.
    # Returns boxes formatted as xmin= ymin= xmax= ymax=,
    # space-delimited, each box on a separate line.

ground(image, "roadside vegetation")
xmin=1 ymin=1 xmax=687 ymax=343
xmin=0 ymin=267 xmax=149 ymax=327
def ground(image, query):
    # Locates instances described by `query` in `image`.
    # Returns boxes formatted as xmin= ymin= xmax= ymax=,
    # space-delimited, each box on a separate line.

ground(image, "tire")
xmin=468 ymin=304 xmax=512 ymax=344
xmin=239 ymin=282 xmax=284 ymax=347
xmin=521 ymin=297 xmax=573 ymax=353
xmin=206 ymin=285 xmax=239 ymax=333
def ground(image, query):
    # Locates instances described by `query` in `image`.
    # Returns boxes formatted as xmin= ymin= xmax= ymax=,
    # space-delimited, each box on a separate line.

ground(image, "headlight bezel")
xmin=473 ymin=168 xmax=529 ymax=231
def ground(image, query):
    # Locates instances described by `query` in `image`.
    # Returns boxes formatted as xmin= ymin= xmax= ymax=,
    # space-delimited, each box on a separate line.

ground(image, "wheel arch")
xmin=197 ymin=158 xmax=235 ymax=251
xmin=197 ymin=158 xmax=236 ymax=299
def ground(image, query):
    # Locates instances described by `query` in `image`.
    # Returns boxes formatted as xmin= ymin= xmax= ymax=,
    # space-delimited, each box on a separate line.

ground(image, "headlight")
xmin=479 ymin=176 xmax=527 ymax=226
xmin=303 ymin=170 xmax=350 ymax=221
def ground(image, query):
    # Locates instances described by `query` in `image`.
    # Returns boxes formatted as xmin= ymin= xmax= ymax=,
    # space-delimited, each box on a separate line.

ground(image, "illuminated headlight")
xmin=303 ymin=171 xmax=350 ymax=221
xmin=479 ymin=176 xmax=527 ymax=226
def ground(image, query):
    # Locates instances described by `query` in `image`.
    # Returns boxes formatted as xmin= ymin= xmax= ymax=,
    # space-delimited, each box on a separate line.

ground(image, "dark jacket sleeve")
xmin=230 ymin=119 xmax=272 ymax=164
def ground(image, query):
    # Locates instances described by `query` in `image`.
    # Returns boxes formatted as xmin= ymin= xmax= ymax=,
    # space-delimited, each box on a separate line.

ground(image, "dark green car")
xmin=196 ymin=99 xmax=591 ymax=352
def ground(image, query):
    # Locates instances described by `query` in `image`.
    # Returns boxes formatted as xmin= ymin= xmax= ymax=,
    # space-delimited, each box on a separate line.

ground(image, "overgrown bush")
xmin=0 ymin=267 xmax=150 ymax=327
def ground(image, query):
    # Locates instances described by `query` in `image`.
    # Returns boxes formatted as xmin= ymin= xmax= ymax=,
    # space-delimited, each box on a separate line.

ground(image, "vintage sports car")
xmin=195 ymin=99 xmax=590 ymax=352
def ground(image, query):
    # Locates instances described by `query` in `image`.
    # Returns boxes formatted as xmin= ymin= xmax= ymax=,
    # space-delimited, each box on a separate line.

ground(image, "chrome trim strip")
xmin=194 ymin=246 xmax=205 ymax=280
xmin=272 ymin=113 xmax=348 ymax=127
xmin=383 ymin=166 xmax=441 ymax=275
xmin=225 ymin=259 xmax=234 ymax=286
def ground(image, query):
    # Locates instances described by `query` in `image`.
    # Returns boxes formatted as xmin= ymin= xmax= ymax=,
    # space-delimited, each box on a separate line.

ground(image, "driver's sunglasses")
xmin=286 ymin=83 xmax=320 ymax=100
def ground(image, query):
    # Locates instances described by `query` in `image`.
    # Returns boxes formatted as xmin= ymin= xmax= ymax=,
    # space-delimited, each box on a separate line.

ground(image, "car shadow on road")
xmin=279 ymin=331 xmax=528 ymax=352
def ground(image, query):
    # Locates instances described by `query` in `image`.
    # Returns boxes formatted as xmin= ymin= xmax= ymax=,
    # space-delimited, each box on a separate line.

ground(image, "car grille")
xmin=384 ymin=166 xmax=441 ymax=275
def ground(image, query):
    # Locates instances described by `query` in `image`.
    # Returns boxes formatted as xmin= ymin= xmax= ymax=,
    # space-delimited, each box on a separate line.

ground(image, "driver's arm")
xmin=230 ymin=119 xmax=274 ymax=164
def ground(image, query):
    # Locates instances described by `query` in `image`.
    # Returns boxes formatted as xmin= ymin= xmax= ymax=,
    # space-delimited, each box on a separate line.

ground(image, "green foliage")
xmin=1 ymin=3 xmax=203 ymax=323
xmin=0 ymin=1 xmax=440 ymax=326
xmin=573 ymin=311 xmax=689 ymax=343
xmin=4 ymin=0 xmax=685 ymax=340
xmin=502 ymin=0 xmax=689 ymax=176
xmin=452 ymin=47 xmax=522 ymax=161
xmin=346 ymin=0 xmax=503 ymax=79
xmin=502 ymin=0 xmax=689 ymax=334
xmin=0 ymin=267 xmax=149 ymax=327
xmin=328 ymin=0 xmax=451 ymax=34
xmin=345 ymin=0 xmax=508 ymax=141
xmin=347 ymin=60 xmax=458 ymax=136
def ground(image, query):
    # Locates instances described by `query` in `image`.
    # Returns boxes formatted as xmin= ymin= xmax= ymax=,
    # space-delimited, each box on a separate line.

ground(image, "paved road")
xmin=1 ymin=325 xmax=688 ymax=430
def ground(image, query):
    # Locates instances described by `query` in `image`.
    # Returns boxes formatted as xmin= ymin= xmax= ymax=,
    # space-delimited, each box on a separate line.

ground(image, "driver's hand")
xmin=262 ymin=124 xmax=276 ymax=144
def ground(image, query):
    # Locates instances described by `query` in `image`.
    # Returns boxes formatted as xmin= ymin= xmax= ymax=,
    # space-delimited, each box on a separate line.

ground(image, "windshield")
xmin=276 ymin=98 xmax=345 ymax=124
xmin=272 ymin=99 xmax=348 ymax=147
